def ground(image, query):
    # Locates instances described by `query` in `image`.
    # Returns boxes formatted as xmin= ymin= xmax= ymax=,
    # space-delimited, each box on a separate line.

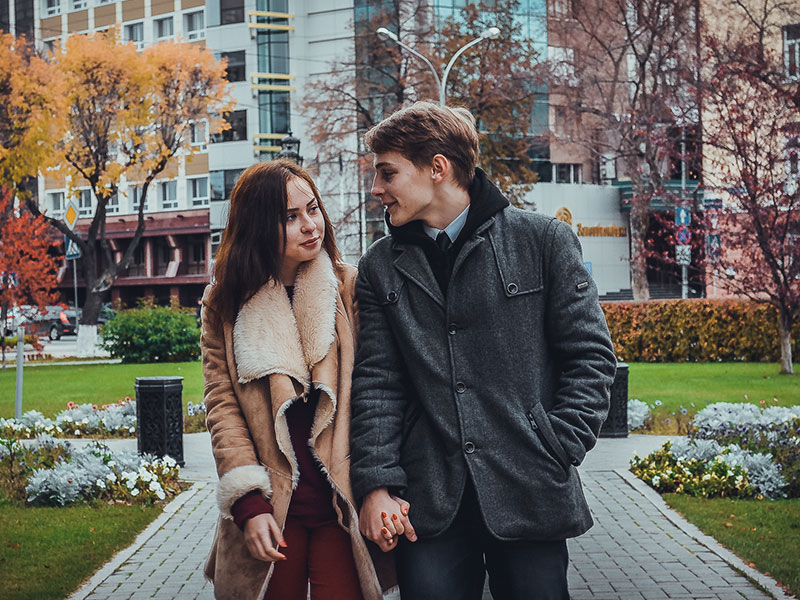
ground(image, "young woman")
xmin=201 ymin=160 xmax=390 ymax=600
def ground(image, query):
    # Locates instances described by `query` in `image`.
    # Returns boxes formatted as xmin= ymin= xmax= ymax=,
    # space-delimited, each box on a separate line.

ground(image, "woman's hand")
xmin=359 ymin=487 xmax=417 ymax=552
xmin=243 ymin=513 xmax=287 ymax=562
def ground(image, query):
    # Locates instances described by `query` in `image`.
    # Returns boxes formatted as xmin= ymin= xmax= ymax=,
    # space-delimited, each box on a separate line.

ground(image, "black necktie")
xmin=436 ymin=231 xmax=452 ymax=253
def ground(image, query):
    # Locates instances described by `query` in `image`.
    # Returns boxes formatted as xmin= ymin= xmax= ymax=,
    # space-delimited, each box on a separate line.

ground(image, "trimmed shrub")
xmin=100 ymin=304 xmax=200 ymax=363
xmin=602 ymin=299 xmax=800 ymax=363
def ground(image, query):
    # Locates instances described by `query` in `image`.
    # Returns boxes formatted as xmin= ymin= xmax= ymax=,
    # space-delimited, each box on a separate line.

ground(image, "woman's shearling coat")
xmin=201 ymin=252 xmax=387 ymax=600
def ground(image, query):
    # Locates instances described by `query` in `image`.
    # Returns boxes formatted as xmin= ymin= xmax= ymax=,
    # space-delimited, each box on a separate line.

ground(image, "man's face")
xmin=372 ymin=151 xmax=435 ymax=227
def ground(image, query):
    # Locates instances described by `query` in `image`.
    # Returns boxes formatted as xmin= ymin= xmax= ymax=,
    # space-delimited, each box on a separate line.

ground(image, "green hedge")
xmin=602 ymin=299 xmax=800 ymax=363
xmin=100 ymin=304 xmax=200 ymax=363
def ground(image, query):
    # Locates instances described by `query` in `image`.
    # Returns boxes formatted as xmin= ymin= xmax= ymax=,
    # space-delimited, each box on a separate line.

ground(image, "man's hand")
xmin=359 ymin=487 xmax=417 ymax=552
xmin=243 ymin=513 xmax=286 ymax=562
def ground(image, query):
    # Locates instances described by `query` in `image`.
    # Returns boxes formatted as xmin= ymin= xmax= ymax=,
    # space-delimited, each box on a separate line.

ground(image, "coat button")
xmin=448 ymin=323 xmax=457 ymax=335
xmin=455 ymin=382 xmax=466 ymax=393
xmin=387 ymin=291 xmax=398 ymax=302
xmin=506 ymin=282 xmax=518 ymax=295
xmin=464 ymin=441 xmax=475 ymax=454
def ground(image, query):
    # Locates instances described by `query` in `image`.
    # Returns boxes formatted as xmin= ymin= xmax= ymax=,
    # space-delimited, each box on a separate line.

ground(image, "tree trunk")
xmin=629 ymin=199 xmax=651 ymax=302
xmin=81 ymin=287 xmax=104 ymax=325
xmin=778 ymin=308 xmax=794 ymax=375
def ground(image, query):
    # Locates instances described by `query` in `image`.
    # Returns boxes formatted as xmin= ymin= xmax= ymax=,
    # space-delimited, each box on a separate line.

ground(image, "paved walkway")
xmin=68 ymin=433 xmax=790 ymax=600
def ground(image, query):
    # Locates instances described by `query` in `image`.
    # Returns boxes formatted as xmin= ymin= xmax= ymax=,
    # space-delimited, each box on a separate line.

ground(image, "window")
xmin=48 ymin=192 xmax=65 ymax=218
xmin=553 ymin=163 xmax=582 ymax=184
xmin=220 ymin=51 xmax=246 ymax=82
xmin=44 ymin=0 xmax=60 ymax=17
xmin=210 ymin=169 xmax=243 ymax=200
xmin=77 ymin=189 xmax=92 ymax=216
xmin=211 ymin=110 xmax=247 ymax=143
xmin=72 ymin=0 xmax=87 ymax=10
xmin=220 ymin=0 xmax=244 ymax=24
xmin=159 ymin=180 xmax=178 ymax=210
xmin=184 ymin=10 xmax=205 ymax=40
xmin=124 ymin=22 xmax=144 ymax=49
xmin=106 ymin=192 xmax=119 ymax=214
xmin=549 ymin=0 xmax=572 ymax=18
xmin=153 ymin=16 xmax=173 ymax=41
xmin=95 ymin=0 xmax=113 ymax=4
xmin=190 ymin=120 xmax=207 ymax=148
xmin=189 ymin=177 xmax=209 ymax=206
xmin=43 ymin=38 xmax=57 ymax=56
xmin=130 ymin=184 xmax=148 ymax=212
xmin=785 ymin=24 xmax=800 ymax=80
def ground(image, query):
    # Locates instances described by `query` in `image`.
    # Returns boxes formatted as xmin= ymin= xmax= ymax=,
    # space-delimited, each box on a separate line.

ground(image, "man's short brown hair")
xmin=364 ymin=101 xmax=479 ymax=190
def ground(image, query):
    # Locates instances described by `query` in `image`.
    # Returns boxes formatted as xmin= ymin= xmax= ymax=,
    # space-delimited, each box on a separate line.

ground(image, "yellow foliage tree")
xmin=0 ymin=33 xmax=64 ymax=200
xmin=24 ymin=32 xmax=234 ymax=330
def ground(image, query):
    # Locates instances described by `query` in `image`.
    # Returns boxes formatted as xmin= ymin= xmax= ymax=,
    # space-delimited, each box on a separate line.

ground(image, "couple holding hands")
xmin=201 ymin=101 xmax=616 ymax=600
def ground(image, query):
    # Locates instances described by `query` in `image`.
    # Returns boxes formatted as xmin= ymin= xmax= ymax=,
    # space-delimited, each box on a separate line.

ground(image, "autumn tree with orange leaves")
xmin=21 ymin=32 xmax=233 ymax=349
xmin=0 ymin=191 xmax=61 ymax=367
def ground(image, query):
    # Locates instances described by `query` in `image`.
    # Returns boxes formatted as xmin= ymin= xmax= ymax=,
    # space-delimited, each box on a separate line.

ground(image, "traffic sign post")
xmin=64 ymin=200 xmax=79 ymax=231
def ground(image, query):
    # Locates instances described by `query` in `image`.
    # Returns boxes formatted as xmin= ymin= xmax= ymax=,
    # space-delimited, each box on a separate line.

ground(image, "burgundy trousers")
xmin=265 ymin=515 xmax=364 ymax=600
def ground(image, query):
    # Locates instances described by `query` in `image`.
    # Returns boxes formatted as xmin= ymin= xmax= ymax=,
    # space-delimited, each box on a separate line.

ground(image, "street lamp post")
xmin=376 ymin=26 xmax=501 ymax=105
xmin=277 ymin=131 xmax=303 ymax=166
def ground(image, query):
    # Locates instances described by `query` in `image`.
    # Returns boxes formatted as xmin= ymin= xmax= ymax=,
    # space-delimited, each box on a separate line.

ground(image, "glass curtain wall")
xmin=256 ymin=0 xmax=291 ymax=159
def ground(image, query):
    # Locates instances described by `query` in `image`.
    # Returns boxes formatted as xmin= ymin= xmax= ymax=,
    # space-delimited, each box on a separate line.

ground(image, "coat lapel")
xmin=232 ymin=251 xmax=338 ymax=385
xmin=393 ymin=245 xmax=445 ymax=308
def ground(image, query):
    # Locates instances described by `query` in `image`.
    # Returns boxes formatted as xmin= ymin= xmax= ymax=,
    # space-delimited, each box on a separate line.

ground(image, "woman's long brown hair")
xmin=207 ymin=159 xmax=341 ymax=324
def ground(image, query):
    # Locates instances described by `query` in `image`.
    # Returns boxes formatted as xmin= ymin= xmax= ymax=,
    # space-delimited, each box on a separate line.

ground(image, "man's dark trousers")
xmin=396 ymin=479 xmax=570 ymax=600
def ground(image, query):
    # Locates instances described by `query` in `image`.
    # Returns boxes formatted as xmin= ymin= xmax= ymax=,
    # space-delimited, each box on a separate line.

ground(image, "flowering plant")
xmin=0 ymin=397 xmax=207 ymax=439
xmin=628 ymin=399 xmax=652 ymax=431
xmin=19 ymin=437 xmax=182 ymax=506
xmin=631 ymin=401 xmax=798 ymax=499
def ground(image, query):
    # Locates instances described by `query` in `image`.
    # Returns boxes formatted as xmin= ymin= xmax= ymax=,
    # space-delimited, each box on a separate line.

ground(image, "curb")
xmin=68 ymin=482 xmax=207 ymax=600
xmin=616 ymin=469 xmax=795 ymax=600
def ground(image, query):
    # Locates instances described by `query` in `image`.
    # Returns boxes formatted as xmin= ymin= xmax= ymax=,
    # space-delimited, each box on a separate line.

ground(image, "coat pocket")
xmin=526 ymin=402 xmax=571 ymax=473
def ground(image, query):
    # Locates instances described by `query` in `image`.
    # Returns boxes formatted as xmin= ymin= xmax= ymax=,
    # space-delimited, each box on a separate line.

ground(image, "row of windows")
xmin=46 ymin=178 xmax=209 ymax=218
xmin=123 ymin=10 xmax=204 ymax=48
xmin=43 ymin=9 xmax=205 ymax=52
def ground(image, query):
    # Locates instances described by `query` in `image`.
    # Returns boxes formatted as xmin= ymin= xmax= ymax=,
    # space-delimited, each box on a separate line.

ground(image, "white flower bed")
xmin=24 ymin=436 xmax=179 ymax=506
xmin=0 ymin=400 xmax=137 ymax=438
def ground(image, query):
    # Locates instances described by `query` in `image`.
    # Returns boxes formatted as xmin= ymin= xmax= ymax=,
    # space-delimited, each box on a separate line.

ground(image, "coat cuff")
xmin=231 ymin=490 xmax=274 ymax=530
xmin=216 ymin=464 xmax=272 ymax=518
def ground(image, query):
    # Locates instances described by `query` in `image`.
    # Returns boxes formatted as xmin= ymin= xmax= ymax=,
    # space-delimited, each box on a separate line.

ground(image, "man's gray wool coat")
xmin=350 ymin=171 xmax=617 ymax=541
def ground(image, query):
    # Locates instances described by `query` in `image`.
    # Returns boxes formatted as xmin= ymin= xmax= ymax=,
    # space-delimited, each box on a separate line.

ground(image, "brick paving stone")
xmin=72 ymin=437 xmax=783 ymax=600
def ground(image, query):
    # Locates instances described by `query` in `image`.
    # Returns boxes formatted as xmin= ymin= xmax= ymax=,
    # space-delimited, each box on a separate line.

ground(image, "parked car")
xmin=4 ymin=303 xmax=116 ymax=340
xmin=22 ymin=306 xmax=78 ymax=341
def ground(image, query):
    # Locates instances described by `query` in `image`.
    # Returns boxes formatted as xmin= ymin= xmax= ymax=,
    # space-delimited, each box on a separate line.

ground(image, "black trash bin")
xmin=599 ymin=363 xmax=628 ymax=438
xmin=135 ymin=376 xmax=185 ymax=466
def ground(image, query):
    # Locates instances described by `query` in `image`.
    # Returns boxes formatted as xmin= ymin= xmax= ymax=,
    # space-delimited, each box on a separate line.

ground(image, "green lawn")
xmin=0 ymin=362 xmax=203 ymax=418
xmin=628 ymin=362 xmax=799 ymax=433
xmin=0 ymin=501 xmax=162 ymax=600
xmin=664 ymin=495 xmax=800 ymax=597
xmin=1 ymin=360 xmax=797 ymax=422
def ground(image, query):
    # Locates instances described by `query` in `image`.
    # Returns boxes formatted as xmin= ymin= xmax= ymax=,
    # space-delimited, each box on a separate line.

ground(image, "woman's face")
xmin=282 ymin=177 xmax=326 ymax=271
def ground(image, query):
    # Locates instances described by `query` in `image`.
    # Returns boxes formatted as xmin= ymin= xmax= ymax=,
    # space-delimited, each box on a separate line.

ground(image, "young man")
xmin=350 ymin=101 xmax=617 ymax=600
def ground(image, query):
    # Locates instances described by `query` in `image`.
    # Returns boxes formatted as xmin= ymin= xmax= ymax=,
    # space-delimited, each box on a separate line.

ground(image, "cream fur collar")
xmin=232 ymin=251 xmax=339 ymax=385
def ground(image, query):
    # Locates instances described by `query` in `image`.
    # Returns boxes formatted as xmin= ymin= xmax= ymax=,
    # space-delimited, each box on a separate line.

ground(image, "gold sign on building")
xmin=577 ymin=223 xmax=627 ymax=237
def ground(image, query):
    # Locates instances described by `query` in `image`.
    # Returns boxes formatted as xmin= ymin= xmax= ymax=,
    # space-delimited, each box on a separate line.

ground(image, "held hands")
xmin=243 ymin=513 xmax=287 ymax=562
xmin=359 ymin=487 xmax=417 ymax=553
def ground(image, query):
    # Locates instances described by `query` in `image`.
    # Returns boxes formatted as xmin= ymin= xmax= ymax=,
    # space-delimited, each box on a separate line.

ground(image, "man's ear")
xmin=431 ymin=154 xmax=450 ymax=183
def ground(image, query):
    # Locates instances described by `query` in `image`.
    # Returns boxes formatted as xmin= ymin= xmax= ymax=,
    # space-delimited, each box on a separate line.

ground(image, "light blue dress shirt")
xmin=422 ymin=204 xmax=470 ymax=245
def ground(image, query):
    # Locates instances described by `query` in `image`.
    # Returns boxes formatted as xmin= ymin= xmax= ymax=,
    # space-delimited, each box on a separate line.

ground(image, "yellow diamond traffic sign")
xmin=64 ymin=201 xmax=79 ymax=231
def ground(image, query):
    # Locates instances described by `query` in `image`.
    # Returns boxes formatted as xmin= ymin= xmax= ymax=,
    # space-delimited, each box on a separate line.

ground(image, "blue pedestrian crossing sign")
xmin=675 ymin=206 xmax=691 ymax=226
xmin=65 ymin=236 xmax=81 ymax=260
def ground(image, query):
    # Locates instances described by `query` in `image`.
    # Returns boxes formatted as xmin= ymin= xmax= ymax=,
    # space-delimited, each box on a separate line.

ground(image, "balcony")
xmin=247 ymin=10 xmax=294 ymax=32
xmin=253 ymin=132 xmax=285 ymax=153
xmin=250 ymin=72 xmax=296 ymax=93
